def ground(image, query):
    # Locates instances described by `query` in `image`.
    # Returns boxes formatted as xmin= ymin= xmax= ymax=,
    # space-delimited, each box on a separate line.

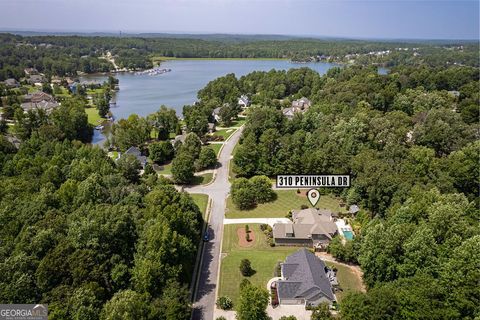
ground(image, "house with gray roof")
xmin=3 ymin=78 xmax=19 ymax=88
xmin=124 ymin=146 xmax=147 ymax=169
xmin=275 ymin=248 xmax=336 ymax=307
xmin=273 ymin=208 xmax=338 ymax=249
xmin=282 ymin=97 xmax=312 ymax=120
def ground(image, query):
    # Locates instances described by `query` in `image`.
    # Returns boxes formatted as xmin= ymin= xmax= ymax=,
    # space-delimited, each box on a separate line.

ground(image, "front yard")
xmin=219 ymin=224 xmax=297 ymax=306
xmin=225 ymin=190 xmax=348 ymax=219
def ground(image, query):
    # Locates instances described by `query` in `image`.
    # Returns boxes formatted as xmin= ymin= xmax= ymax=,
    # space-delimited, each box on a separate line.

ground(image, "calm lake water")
xmin=85 ymin=59 xmax=386 ymax=144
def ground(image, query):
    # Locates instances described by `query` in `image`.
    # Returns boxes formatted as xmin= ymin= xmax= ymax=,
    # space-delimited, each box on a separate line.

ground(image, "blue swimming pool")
xmin=342 ymin=230 xmax=354 ymax=240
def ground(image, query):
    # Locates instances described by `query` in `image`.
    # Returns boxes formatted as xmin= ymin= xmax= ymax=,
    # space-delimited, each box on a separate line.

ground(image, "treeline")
xmin=0 ymin=119 xmax=202 ymax=318
xmin=213 ymin=65 xmax=478 ymax=319
xmin=1 ymin=33 xmax=478 ymax=80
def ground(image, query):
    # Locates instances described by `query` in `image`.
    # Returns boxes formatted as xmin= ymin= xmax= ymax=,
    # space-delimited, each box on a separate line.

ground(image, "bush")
xmin=245 ymin=224 xmax=249 ymax=233
xmin=279 ymin=316 xmax=297 ymax=320
xmin=267 ymin=238 xmax=275 ymax=247
xmin=216 ymin=317 xmax=227 ymax=320
xmin=246 ymin=232 xmax=251 ymax=242
xmin=149 ymin=141 xmax=174 ymax=164
xmin=195 ymin=147 xmax=217 ymax=171
xmin=300 ymin=204 xmax=309 ymax=209
xmin=171 ymin=152 xmax=195 ymax=184
xmin=240 ymin=259 xmax=254 ymax=276
xmin=216 ymin=296 xmax=233 ymax=310
xmin=260 ymin=224 xmax=268 ymax=231
xmin=239 ymin=278 xmax=251 ymax=290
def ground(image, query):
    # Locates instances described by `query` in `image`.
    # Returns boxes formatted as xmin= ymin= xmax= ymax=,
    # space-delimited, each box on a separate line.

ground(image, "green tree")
xmin=311 ymin=303 xmax=333 ymax=320
xmin=100 ymin=290 xmax=150 ymax=320
xmin=117 ymin=154 xmax=141 ymax=183
xmin=195 ymin=147 xmax=217 ymax=171
xmin=236 ymin=283 xmax=269 ymax=320
xmin=171 ymin=152 xmax=195 ymax=184
xmin=239 ymin=259 xmax=254 ymax=277
xmin=149 ymin=141 xmax=174 ymax=164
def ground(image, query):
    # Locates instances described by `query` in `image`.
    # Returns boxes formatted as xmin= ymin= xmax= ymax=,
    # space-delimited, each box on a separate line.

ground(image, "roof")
xmin=212 ymin=107 xmax=221 ymax=115
xmin=21 ymin=101 xmax=59 ymax=112
xmin=349 ymin=205 xmax=360 ymax=214
xmin=277 ymin=249 xmax=335 ymax=303
xmin=125 ymin=146 xmax=147 ymax=167
xmin=24 ymin=92 xmax=55 ymax=103
xmin=273 ymin=208 xmax=337 ymax=240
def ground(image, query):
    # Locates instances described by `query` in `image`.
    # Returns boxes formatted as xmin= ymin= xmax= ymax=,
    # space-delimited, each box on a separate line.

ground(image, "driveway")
xmin=223 ymin=218 xmax=292 ymax=227
xmin=190 ymin=126 xmax=244 ymax=320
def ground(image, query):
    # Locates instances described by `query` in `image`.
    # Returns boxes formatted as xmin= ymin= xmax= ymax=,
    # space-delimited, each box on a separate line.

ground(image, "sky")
xmin=0 ymin=0 xmax=478 ymax=40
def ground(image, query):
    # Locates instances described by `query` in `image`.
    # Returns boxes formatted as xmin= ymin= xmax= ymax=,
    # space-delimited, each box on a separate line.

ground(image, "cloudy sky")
xmin=0 ymin=0 xmax=478 ymax=39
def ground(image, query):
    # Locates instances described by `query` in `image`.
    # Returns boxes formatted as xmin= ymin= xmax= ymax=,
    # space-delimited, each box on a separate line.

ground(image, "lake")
xmin=85 ymin=59 xmax=386 ymax=144
xmin=84 ymin=59 xmax=340 ymax=120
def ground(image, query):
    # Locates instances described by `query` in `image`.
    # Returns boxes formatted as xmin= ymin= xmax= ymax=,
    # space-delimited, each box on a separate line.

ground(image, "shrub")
xmin=267 ymin=238 xmax=275 ymax=247
xmin=279 ymin=316 xmax=297 ymax=320
xmin=246 ymin=232 xmax=251 ymax=242
xmin=195 ymin=147 xmax=217 ymax=171
xmin=239 ymin=278 xmax=251 ymax=290
xmin=216 ymin=296 xmax=233 ymax=310
xmin=300 ymin=204 xmax=309 ymax=209
xmin=260 ymin=224 xmax=268 ymax=231
xmin=240 ymin=259 xmax=254 ymax=276
xmin=245 ymin=224 xmax=249 ymax=233
xmin=216 ymin=317 xmax=227 ymax=320
xmin=296 ymin=188 xmax=301 ymax=194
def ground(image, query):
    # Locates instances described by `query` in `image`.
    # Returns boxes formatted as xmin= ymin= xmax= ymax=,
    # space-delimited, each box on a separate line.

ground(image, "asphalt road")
xmin=188 ymin=127 xmax=244 ymax=320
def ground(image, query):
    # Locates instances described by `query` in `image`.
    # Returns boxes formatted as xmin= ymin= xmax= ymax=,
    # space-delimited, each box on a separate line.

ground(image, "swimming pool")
xmin=342 ymin=229 xmax=354 ymax=240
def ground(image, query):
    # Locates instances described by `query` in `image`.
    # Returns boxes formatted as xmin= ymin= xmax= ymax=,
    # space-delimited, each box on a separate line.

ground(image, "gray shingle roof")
xmin=277 ymin=249 xmax=335 ymax=303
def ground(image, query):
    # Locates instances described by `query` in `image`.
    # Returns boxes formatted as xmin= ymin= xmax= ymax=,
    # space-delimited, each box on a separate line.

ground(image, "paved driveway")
xmin=189 ymin=127 xmax=244 ymax=320
xmin=223 ymin=218 xmax=292 ymax=227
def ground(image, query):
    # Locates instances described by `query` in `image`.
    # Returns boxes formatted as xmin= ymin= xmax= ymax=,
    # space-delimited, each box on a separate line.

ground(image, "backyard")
xmin=225 ymin=190 xmax=348 ymax=219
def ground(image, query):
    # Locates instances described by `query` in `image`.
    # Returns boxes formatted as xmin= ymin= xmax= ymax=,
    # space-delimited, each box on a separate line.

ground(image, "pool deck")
xmin=335 ymin=219 xmax=354 ymax=240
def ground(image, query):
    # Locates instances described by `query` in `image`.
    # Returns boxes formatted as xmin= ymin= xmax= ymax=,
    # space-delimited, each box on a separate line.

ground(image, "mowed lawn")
xmin=85 ymin=107 xmax=103 ymax=126
xmin=225 ymin=190 xmax=347 ymax=218
xmin=191 ymin=172 xmax=213 ymax=185
xmin=207 ymin=143 xmax=223 ymax=157
xmin=214 ymin=128 xmax=236 ymax=140
xmin=219 ymin=224 xmax=297 ymax=306
xmin=156 ymin=162 xmax=172 ymax=175
xmin=325 ymin=262 xmax=364 ymax=302
xmin=190 ymin=194 xmax=209 ymax=219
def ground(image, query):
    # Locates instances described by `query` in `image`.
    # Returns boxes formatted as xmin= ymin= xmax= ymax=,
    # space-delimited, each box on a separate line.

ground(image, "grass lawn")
xmin=191 ymin=172 xmax=213 ymax=185
xmin=157 ymin=162 xmax=173 ymax=175
xmin=214 ymin=128 xmax=236 ymax=140
xmin=225 ymin=190 xmax=347 ymax=219
xmin=219 ymin=224 xmax=298 ymax=306
xmin=207 ymin=143 xmax=223 ymax=157
xmin=85 ymin=107 xmax=103 ymax=126
xmin=86 ymin=88 xmax=104 ymax=95
xmin=229 ymin=118 xmax=246 ymax=127
xmin=190 ymin=194 xmax=209 ymax=219
xmin=325 ymin=262 xmax=364 ymax=302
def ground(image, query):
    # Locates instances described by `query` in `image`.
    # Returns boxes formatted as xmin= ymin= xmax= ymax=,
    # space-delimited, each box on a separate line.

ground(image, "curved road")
xmin=188 ymin=127 xmax=244 ymax=320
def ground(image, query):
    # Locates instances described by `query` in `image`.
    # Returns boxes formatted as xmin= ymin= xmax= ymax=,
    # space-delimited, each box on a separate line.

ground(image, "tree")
xmin=171 ymin=152 xmax=195 ymax=184
xmin=181 ymin=132 xmax=202 ymax=159
xmin=112 ymin=114 xmax=151 ymax=151
xmin=231 ymin=183 xmax=256 ymax=210
xmin=218 ymin=105 xmax=237 ymax=126
xmin=195 ymin=147 xmax=217 ymax=171
xmin=117 ymin=154 xmax=141 ymax=183
xmin=239 ymin=259 xmax=254 ymax=277
xmin=216 ymin=296 xmax=233 ymax=310
xmin=250 ymin=175 xmax=276 ymax=203
xmin=149 ymin=141 xmax=174 ymax=164
xmin=100 ymin=290 xmax=150 ymax=320
xmin=154 ymin=280 xmax=191 ymax=320
xmin=148 ymin=106 xmax=179 ymax=140
xmin=184 ymin=106 xmax=208 ymax=137
xmin=311 ymin=303 xmax=333 ymax=320
xmin=236 ymin=283 xmax=269 ymax=320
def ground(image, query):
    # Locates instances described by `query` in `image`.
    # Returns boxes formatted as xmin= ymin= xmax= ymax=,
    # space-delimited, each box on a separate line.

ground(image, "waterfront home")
xmin=273 ymin=249 xmax=336 ymax=307
xmin=23 ymin=92 xmax=55 ymax=103
xmin=21 ymin=92 xmax=59 ymax=112
xmin=273 ymin=208 xmax=337 ymax=250
xmin=282 ymin=97 xmax=311 ymax=119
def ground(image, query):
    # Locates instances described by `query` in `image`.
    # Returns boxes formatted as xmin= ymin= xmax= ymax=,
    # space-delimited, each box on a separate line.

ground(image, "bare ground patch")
xmin=237 ymin=227 xmax=255 ymax=248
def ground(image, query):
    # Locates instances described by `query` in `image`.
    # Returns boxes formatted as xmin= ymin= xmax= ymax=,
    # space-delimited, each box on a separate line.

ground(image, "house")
xmin=275 ymin=248 xmax=336 ymax=307
xmin=238 ymin=95 xmax=250 ymax=108
xmin=3 ymin=78 xmax=19 ymax=88
xmin=208 ymin=122 xmax=216 ymax=133
xmin=21 ymin=92 xmax=58 ymax=112
xmin=212 ymin=107 xmax=221 ymax=122
xmin=273 ymin=208 xmax=338 ymax=250
xmin=124 ymin=146 xmax=147 ymax=169
xmin=24 ymin=67 xmax=39 ymax=76
xmin=27 ymin=74 xmax=46 ymax=85
xmin=282 ymin=97 xmax=312 ymax=119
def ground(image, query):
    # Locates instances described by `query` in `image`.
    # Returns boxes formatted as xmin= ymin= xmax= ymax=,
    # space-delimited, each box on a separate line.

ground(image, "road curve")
xmin=190 ymin=127 xmax=244 ymax=320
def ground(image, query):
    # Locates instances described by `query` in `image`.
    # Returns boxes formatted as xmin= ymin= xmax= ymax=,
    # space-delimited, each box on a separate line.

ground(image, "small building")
xmin=3 ymin=78 xmax=19 ymax=88
xmin=273 ymin=208 xmax=338 ymax=250
xmin=124 ymin=146 xmax=147 ymax=169
xmin=349 ymin=205 xmax=360 ymax=215
xmin=275 ymin=249 xmax=336 ymax=307
xmin=238 ymin=95 xmax=250 ymax=108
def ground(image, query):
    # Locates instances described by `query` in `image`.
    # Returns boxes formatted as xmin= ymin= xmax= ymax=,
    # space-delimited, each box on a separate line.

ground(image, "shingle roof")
xmin=277 ymin=249 xmax=335 ymax=303
xmin=273 ymin=208 xmax=337 ymax=240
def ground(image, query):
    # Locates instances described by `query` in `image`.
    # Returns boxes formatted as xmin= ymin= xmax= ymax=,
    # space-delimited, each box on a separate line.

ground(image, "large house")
xmin=238 ymin=95 xmax=250 ymax=108
xmin=282 ymin=97 xmax=311 ymax=119
xmin=27 ymin=74 xmax=46 ymax=85
xmin=273 ymin=208 xmax=337 ymax=250
xmin=3 ymin=78 xmax=19 ymax=88
xmin=124 ymin=146 xmax=147 ymax=169
xmin=21 ymin=92 xmax=59 ymax=112
xmin=275 ymin=249 xmax=336 ymax=307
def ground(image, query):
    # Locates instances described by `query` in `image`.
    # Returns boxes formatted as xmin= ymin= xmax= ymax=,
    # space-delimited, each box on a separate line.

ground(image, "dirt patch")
xmin=237 ymin=227 xmax=255 ymax=248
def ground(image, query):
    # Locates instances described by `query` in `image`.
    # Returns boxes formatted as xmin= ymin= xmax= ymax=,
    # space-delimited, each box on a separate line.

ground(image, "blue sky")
xmin=0 ymin=0 xmax=478 ymax=39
